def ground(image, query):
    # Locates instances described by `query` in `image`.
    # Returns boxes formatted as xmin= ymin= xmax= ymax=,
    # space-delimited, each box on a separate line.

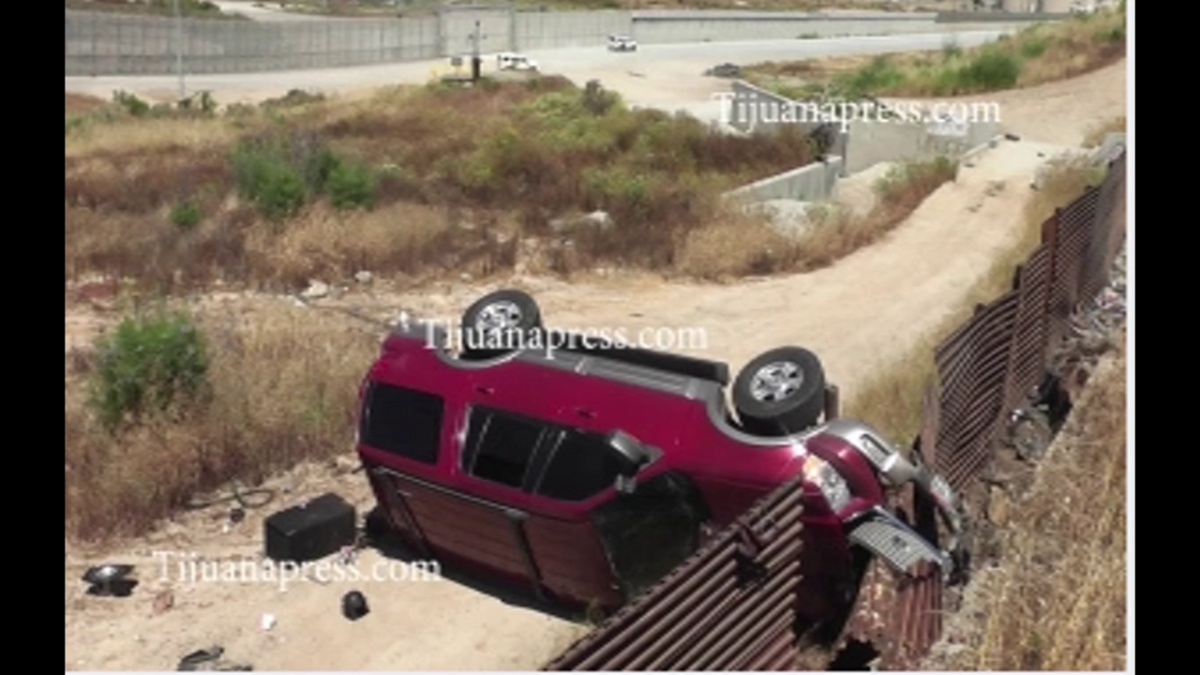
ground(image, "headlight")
xmin=802 ymin=455 xmax=851 ymax=513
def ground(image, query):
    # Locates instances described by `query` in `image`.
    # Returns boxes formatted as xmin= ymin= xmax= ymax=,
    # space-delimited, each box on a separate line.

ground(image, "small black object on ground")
xmin=264 ymin=493 xmax=357 ymax=564
xmin=82 ymin=564 xmax=138 ymax=597
xmin=342 ymin=590 xmax=370 ymax=621
xmin=177 ymin=645 xmax=253 ymax=671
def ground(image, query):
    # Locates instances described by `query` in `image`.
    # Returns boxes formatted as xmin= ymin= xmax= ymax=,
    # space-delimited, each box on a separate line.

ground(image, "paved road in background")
xmin=65 ymin=30 xmax=1013 ymax=118
xmin=208 ymin=1 xmax=331 ymax=21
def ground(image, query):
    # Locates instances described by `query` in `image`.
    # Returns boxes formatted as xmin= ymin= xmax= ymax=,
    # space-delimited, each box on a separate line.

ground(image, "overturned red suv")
xmin=356 ymin=289 xmax=966 ymax=621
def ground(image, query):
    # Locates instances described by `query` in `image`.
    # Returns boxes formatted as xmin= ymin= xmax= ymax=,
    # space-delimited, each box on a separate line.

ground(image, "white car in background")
xmin=496 ymin=53 xmax=539 ymax=72
xmin=608 ymin=34 xmax=638 ymax=52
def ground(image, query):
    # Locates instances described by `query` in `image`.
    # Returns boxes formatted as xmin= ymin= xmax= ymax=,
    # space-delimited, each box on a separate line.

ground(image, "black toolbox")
xmin=264 ymin=493 xmax=357 ymax=563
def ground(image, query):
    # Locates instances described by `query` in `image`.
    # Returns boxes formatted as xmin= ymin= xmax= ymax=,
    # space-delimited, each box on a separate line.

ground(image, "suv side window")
xmin=463 ymin=407 xmax=549 ymax=489
xmin=359 ymin=381 xmax=444 ymax=465
xmin=535 ymin=429 xmax=625 ymax=502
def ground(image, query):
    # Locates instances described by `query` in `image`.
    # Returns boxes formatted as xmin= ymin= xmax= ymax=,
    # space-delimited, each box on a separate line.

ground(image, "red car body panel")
xmin=356 ymin=323 xmax=902 ymax=614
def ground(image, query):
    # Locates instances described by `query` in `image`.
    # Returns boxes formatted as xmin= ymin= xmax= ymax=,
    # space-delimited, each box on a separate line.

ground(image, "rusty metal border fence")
xmin=544 ymin=477 xmax=806 ymax=671
xmin=544 ymin=150 xmax=1126 ymax=671
xmin=928 ymin=150 xmax=1126 ymax=492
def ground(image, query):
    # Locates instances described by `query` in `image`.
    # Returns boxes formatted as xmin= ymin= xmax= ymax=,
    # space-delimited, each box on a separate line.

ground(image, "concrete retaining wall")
xmin=843 ymin=117 xmax=1000 ymax=173
xmin=723 ymin=156 xmax=844 ymax=203
xmin=65 ymin=8 xmax=1058 ymax=76
xmin=725 ymin=79 xmax=1001 ymax=175
xmin=515 ymin=10 xmax=632 ymax=51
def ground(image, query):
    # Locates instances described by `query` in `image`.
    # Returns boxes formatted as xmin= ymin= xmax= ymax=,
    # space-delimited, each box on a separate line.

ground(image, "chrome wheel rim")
xmin=749 ymin=361 xmax=803 ymax=402
xmin=475 ymin=301 xmax=523 ymax=331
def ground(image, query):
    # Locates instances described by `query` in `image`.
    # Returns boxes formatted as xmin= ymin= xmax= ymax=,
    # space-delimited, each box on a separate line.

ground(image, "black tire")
xmin=732 ymin=346 xmax=826 ymax=436
xmin=460 ymin=289 xmax=543 ymax=358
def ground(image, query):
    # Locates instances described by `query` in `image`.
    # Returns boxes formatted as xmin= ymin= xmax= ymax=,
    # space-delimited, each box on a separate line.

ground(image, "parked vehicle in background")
xmin=496 ymin=52 xmax=539 ymax=71
xmin=608 ymin=34 xmax=638 ymax=52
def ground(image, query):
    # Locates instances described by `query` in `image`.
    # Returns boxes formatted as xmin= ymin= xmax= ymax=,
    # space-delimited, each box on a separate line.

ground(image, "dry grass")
xmin=66 ymin=78 xmax=822 ymax=290
xmin=930 ymin=340 xmax=1127 ymax=671
xmin=745 ymin=8 xmax=1126 ymax=98
xmin=65 ymin=300 xmax=380 ymax=541
xmin=1082 ymin=115 xmax=1127 ymax=148
xmin=842 ymin=156 xmax=1105 ymax=442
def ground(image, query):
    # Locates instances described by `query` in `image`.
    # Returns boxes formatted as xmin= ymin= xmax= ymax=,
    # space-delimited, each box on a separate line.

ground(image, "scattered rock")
xmin=300 ymin=280 xmax=329 ymax=300
xmin=328 ymin=455 xmax=360 ymax=476
xmin=459 ymin=273 xmax=473 ymax=282
xmin=549 ymin=210 xmax=613 ymax=234
xmin=354 ymin=271 xmax=373 ymax=284
xmin=1004 ymin=132 xmax=1021 ymax=142
xmin=152 ymin=589 xmax=174 ymax=614
xmin=987 ymin=486 xmax=1010 ymax=527
xmin=261 ymin=613 xmax=276 ymax=631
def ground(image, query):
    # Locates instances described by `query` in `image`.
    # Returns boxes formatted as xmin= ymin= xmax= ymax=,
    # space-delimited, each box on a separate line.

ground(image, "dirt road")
xmin=64 ymin=60 xmax=1126 ymax=671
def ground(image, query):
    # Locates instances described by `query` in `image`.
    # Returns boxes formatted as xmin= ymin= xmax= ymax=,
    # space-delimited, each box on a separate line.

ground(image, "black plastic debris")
xmin=82 ymin=564 xmax=137 ymax=597
xmin=264 ymin=493 xmax=357 ymax=564
xmin=342 ymin=590 xmax=370 ymax=621
xmin=177 ymin=646 xmax=253 ymax=671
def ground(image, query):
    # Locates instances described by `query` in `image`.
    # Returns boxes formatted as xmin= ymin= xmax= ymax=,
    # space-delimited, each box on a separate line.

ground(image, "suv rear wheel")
xmin=732 ymin=346 xmax=826 ymax=436
xmin=460 ymin=289 xmax=543 ymax=358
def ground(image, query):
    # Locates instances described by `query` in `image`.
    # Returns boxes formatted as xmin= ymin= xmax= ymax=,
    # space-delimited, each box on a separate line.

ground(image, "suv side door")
xmin=524 ymin=427 xmax=708 ymax=607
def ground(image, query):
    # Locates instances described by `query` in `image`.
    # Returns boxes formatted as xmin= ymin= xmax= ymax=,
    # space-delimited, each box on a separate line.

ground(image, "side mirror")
xmin=606 ymin=429 xmax=652 ymax=477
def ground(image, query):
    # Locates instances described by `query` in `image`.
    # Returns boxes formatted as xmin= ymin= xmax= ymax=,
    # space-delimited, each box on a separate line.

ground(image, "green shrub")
xmin=1020 ymin=36 xmax=1050 ymax=59
xmin=171 ymin=200 xmax=203 ymax=230
xmin=88 ymin=309 xmax=211 ymax=430
xmin=835 ymin=55 xmax=907 ymax=97
xmin=231 ymin=131 xmax=352 ymax=220
xmin=1098 ymin=25 xmax=1125 ymax=42
xmin=232 ymin=141 xmax=309 ymax=220
xmin=957 ymin=51 xmax=1021 ymax=92
xmin=112 ymin=90 xmax=150 ymax=117
xmin=327 ymin=161 xmax=378 ymax=210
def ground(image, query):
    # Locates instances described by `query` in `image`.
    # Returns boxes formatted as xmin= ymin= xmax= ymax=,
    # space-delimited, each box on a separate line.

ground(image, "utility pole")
xmin=471 ymin=20 xmax=482 ymax=83
xmin=174 ymin=0 xmax=185 ymax=101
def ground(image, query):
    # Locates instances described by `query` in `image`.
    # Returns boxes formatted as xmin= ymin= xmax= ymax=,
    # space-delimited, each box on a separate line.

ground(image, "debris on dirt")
xmin=986 ymin=486 xmax=1010 ymax=527
xmin=354 ymin=271 xmax=374 ymax=285
xmin=1004 ymin=133 xmax=1021 ymax=142
xmin=1048 ymin=246 xmax=1127 ymax=395
xmin=342 ymin=590 xmax=370 ymax=621
xmin=704 ymin=63 xmax=742 ymax=78
xmin=327 ymin=455 xmax=360 ymax=476
xmin=549 ymin=210 xmax=613 ymax=234
xmin=177 ymin=645 xmax=253 ymax=671
xmin=260 ymin=613 xmax=276 ymax=631
xmin=300 ymin=280 xmax=329 ymax=300
xmin=83 ymin=564 xmax=138 ymax=597
xmin=229 ymin=507 xmax=246 ymax=524
xmin=153 ymin=589 xmax=175 ymax=614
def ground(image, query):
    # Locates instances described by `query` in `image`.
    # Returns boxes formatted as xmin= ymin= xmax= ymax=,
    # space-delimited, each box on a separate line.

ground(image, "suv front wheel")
xmin=732 ymin=346 xmax=826 ymax=436
xmin=460 ymin=289 xmax=543 ymax=359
